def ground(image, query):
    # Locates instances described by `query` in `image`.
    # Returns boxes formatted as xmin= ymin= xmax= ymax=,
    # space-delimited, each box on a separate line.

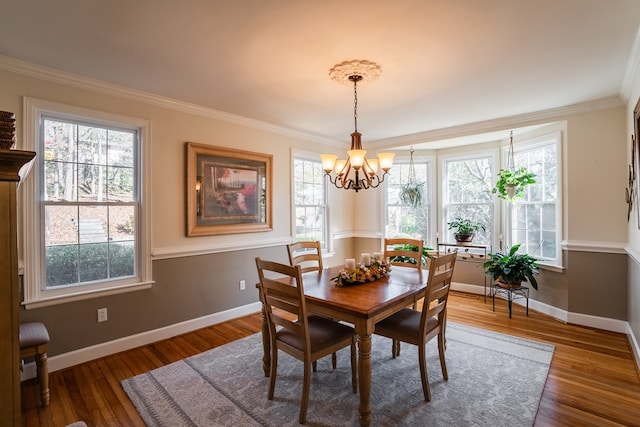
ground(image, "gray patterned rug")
xmin=121 ymin=322 xmax=554 ymax=426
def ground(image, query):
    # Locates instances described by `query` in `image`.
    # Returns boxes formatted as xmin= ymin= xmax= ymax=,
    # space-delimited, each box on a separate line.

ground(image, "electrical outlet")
xmin=97 ymin=307 xmax=108 ymax=322
xmin=239 ymin=279 xmax=246 ymax=291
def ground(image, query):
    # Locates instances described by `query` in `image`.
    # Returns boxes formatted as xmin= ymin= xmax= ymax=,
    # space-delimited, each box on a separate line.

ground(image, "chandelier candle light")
xmin=321 ymin=60 xmax=395 ymax=192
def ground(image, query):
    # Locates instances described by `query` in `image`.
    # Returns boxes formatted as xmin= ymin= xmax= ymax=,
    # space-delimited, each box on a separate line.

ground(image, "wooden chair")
xmin=287 ymin=241 xmax=323 ymax=273
xmin=287 ymin=240 xmax=339 ymax=369
xmin=19 ymin=322 xmax=50 ymax=407
xmin=384 ymin=237 xmax=425 ymax=355
xmin=384 ymin=238 xmax=424 ymax=269
xmin=255 ymin=257 xmax=357 ymax=424
xmin=374 ymin=252 xmax=457 ymax=401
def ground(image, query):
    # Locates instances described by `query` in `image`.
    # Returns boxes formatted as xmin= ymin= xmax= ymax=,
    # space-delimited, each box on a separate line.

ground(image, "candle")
xmin=372 ymin=252 xmax=383 ymax=261
xmin=360 ymin=253 xmax=371 ymax=266
xmin=345 ymin=258 xmax=356 ymax=271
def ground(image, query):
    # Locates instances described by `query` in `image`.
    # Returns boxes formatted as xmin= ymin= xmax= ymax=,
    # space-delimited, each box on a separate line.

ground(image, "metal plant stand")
xmin=492 ymin=283 xmax=529 ymax=318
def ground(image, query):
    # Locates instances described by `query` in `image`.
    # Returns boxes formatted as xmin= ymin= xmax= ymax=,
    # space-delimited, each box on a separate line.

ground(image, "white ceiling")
xmin=1 ymin=0 xmax=639 ymax=149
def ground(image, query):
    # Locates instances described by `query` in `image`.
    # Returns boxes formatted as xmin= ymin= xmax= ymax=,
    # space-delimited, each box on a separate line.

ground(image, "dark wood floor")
xmin=21 ymin=291 xmax=640 ymax=426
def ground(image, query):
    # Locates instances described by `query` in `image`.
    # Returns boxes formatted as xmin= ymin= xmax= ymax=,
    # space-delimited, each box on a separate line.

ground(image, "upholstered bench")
xmin=19 ymin=322 xmax=50 ymax=406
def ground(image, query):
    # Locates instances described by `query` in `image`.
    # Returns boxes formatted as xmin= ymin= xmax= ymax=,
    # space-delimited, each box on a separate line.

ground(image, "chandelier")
xmin=321 ymin=60 xmax=395 ymax=192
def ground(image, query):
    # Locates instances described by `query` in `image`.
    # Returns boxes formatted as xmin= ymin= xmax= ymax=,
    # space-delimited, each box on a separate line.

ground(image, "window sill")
xmin=22 ymin=280 xmax=154 ymax=310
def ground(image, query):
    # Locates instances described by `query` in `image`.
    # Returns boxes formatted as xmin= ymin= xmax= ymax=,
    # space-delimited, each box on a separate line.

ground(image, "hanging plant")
xmin=492 ymin=167 xmax=537 ymax=201
xmin=492 ymin=131 xmax=536 ymax=201
xmin=400 ymin=147 xmax=424 ymax=208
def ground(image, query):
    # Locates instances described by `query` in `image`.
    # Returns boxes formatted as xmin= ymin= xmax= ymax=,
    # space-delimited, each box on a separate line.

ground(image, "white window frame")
xmin=291 ymin=150 xmax=330 ymax=251
xmin=382 ymin=153 xmax=436 ymax=248
xmin=21 ymin=97 xmax=152 ymax=309
xmin=439 ymin=149 xmax=498 ymax=248
xmin=501 ymin=131 xmax=563 ymax=268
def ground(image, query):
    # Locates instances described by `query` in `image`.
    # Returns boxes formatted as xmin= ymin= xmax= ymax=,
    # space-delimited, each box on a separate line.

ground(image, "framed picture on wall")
xmin=634 ymin=98 xmax=640 ymax=229
xmin=186 ymin=142 xmax=272 ymax=236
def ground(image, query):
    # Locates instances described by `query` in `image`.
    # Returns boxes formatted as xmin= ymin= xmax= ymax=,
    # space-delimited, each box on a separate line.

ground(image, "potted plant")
xmin=492 ymin=167 xmax=536 ymax=201
xmin=400 ymin=147 xmax=423 ymax=208
xmin=447 ymin=216 xmax=486 ymax=245
xmin=482 ymin=243 xmax=539 ymax=290
xmin=400 ymin=182 xmax=424 ymax=208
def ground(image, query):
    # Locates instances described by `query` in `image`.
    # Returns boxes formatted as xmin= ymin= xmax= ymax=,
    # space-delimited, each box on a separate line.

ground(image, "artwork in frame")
xmin=635 ymin=99 xmax=640 ymax=229
xmin=186 ymin=142 xmax=272 ymax=236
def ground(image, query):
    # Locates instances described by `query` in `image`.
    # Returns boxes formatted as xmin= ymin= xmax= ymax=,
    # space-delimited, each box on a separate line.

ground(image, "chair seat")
xmin=376 ymin=308 xmax=438 ymax=345
xmin=277 ymin=315 xmax=355 ymax=353
xmin=19 ymin=322 xmax=50 ymax=349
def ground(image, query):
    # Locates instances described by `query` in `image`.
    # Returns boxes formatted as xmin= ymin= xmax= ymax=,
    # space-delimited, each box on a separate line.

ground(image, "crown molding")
xmin=621 ymin=25 xmax=640 ymax=102
xmin=371 ymin=96 xmax=624 ymax=149
xmin=0 ymin=55 xmax=336 ymax=145
xmin=0 ymin=54 xmax=627 ymax=152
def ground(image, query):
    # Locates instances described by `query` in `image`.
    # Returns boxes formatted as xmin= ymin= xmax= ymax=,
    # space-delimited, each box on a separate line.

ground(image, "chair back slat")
xmin=256 ymin=257 xmax=311 ymax=352
xmin=287 ymin=241 xmax=323 ymax=273
xmin=384 ymin=238 xmax=424 ymax=269
xmin=420 ymin=252 xmax=457 ymax=334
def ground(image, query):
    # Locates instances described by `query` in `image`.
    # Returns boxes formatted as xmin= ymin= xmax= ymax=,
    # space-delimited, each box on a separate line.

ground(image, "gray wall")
xmin=20 ymin=246 xmax=287 ymax=355
xmin=567 ymin=251 xmax=628 ymax=320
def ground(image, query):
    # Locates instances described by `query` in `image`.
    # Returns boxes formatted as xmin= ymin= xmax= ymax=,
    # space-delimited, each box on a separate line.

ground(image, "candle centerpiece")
xmin=334 ymin=256 xmax=391 ymax=287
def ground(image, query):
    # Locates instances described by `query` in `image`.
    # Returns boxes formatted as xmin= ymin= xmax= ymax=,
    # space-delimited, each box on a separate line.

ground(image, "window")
xmin=23 ymin=98 xmax=151 ymax=307
xmin=441 ymin=153 xmax=494 ymax=246
xmin=507 ymin=133 xmax=561 ymax=266
xmin=293 ymin=155 xmax=327 ymax=248
xmin=385 ymin=160 xmax=430 ymax=242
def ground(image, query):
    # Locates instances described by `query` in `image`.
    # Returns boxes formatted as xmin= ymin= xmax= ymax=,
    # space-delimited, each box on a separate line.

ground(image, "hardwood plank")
xmin=20 ymin=291 xmax=640 ymax=426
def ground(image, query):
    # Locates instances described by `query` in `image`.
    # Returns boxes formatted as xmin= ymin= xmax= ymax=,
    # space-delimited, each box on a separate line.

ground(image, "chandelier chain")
xmin=351 ymin=75 xmax=360 ymax=133
xmin=507 ymin=130 xmax=515 ymax=170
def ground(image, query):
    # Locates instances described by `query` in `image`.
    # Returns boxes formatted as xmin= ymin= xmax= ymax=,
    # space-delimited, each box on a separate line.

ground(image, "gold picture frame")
xmin=186 ymin=142 xmax=272 ymax=236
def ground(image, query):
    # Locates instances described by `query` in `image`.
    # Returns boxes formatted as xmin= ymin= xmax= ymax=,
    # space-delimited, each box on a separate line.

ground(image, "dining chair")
xmin=287 ymin=240 xmax=339 ymax=370
xmin=255 ymin=257 xmax=357 ymax=424
xmin=384 ymin=238 xmax=424 ymax=269
xmin=384 ymin=237 xmax=425 ymax=355
xmin=287 ymin=241 xmax=324 ymax=273
xmin=374 ymin=252 xmax=457 ymax=401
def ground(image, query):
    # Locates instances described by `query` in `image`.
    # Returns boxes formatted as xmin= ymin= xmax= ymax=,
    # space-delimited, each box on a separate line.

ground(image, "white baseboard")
xmin=628 ymin=324 xmax=640 ymax=372
xmin=22 ymin=301 xmax=262 ymax=380
xmin=451 ymin=282 xmax=631 ymax=333
xmin=567 ymin=312 xmax=630 ymax=334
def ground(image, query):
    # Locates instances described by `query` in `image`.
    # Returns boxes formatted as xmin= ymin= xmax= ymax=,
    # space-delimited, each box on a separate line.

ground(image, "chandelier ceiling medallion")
xmin=321 ymin=60 xmax=394 ymax=192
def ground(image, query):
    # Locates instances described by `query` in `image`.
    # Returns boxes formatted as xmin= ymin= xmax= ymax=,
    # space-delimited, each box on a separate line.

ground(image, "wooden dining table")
xmin=258 ymin=264 xmax=427 ymax=427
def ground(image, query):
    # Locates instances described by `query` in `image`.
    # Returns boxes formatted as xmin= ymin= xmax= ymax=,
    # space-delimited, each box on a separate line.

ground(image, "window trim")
xmin=291 ymin=149 xmax=330 ymax=252
xmin=382 ymin=152 xmax=436 ymax=247
xmin=21 ymin=97 xmax=153 ymax=309
xmin=439 ymin=148 xmax=499 ymax=248
xmin=501 ymin=131 xmax=563 ymax=268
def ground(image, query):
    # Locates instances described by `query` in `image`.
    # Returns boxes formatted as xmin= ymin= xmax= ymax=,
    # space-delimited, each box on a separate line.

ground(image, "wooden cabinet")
xmin=0 ymin=149 xmax=36 ymax=426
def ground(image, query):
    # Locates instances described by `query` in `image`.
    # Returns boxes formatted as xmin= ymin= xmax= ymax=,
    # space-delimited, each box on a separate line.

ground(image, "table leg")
xmin=357 ymin=333 xmax=372 ymax=426
xmin=261 ymin=305 xmax=270 ymax=377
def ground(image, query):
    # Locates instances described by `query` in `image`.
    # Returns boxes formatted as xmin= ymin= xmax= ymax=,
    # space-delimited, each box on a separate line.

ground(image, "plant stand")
xmin=437 ymin=239 xmax=489 ymax=302
xmin=492 ymin=283 xmax=529 ymax=318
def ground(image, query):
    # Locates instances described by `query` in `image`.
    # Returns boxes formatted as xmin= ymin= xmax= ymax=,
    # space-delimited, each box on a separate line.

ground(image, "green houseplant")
xmin=400 ymin=147 xmax=424 ymax=208
xmin=447 ymin=216 xmax=486 ymax=245
xmin=482 ymin=243 xmax=539 ymax=290
xmin=400 ymin=182 xmax=424 ymax=208
xmin=390 ymin=243 xmax=433 ymax=267
xmin=492 ymin=167 xmax=536 ymax=201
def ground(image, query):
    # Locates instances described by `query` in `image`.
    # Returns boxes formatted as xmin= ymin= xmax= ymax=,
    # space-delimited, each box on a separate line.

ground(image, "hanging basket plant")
xmin=492 ymin=167 xmax=537 ymax=201
xmin=492 ymin=131 xmax=536 ymax=201
xmin=400 ymin=147 xmax=424 ymax=208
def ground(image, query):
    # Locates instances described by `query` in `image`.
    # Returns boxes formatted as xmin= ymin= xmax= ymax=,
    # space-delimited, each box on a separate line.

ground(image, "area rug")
xmin=121 ymin=322 xmax=554 ymax=426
